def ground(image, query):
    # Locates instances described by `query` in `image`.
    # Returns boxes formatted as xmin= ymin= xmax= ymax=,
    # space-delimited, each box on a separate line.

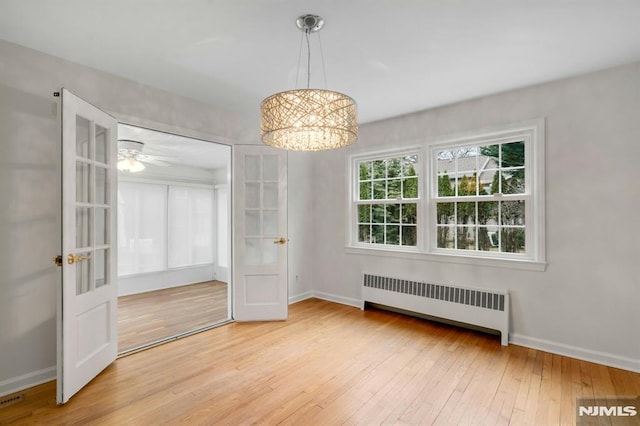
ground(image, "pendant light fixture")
xmin=260 ymin=14 xmax=358 ymax=151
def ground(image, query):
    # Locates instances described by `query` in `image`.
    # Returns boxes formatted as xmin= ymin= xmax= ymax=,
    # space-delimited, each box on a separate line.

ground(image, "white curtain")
xmin=167 ymin=186 xmax=215 ymax=268
xmin=117 ymin=182 xmax=167 ymax=275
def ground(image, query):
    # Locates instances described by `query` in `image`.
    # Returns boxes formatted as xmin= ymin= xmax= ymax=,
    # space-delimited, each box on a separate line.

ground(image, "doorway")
xmin=115 ymin=124 xmax=231 ymax=353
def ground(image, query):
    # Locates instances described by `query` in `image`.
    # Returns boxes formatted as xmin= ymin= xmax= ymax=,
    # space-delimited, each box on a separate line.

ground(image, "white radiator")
xmin=361 ymin=273 xmax=510 ymax=346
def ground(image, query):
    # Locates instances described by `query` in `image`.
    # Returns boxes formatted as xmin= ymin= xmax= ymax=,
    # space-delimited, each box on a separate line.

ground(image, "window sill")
xmin=344 ymin=246 xmax=546 ymax=271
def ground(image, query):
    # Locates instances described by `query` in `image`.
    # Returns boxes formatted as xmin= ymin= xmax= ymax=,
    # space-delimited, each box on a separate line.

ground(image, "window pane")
xmin=386 ymin=204 xmax=400 ymax=223
xmin=76 ymin=207 xmax=90 ymax=248
xmin=437 ymin=226 xmax=454 ymax=248
xmin=482 ymin=170 xmax=500 ymax=195
xmin=402 ymin=156 xmax=418 ymax=177
xmin=263 ymin=183 xmax=278 ymax=209
xmin=95 ymin=125 xmax=107 ymax=164
xmin=401 ymin=226 xmax=417 ymax=246
xmin=402 ymin=177 xmax=418 ymax=198
xmin=386 ymin=225 xmax=399 ymax=245
xmin=402 ymin=203 xmax=417 ymax=224
xmin=387 ymin=158 xmax=401 ymax=178
xmin=437 ymin=202 xmax=454 ymax=224
xmin=359 ymin=181 xmax=372 ymax=200
xmin=478 ymin=227 xmax=499 ymax=251
xmin=94 ymin=208 xmax=107 ymax=246
xmin=371 ymin=225 xmax=384 ymax=244
xmin=457 ymin=202 xmax=476 ymax=225
xmin=501 ymin=201 xmax=525 ymax=225
xmin=358 ymin=204 xmax=371 ymax=223
xmin=263 ymin=155 xmax=278 ymax=181
xmin=388 ymin=179 xmax=401 ymax=198
xmin=245 ymin=155 xmax=260 ymax=180
xmin=372 ymin=204 xmax=385 ymax=223
xmin=479 ymin=144 xmax=499 ymax=160
xmin=245 ymin=210 xmax=260 ymax=236
xmin=437 ymin=174 xmax=455 ymax=197
xmin=502 ymin=168 xmax=525 ymax=194
xmin=358 ymin=225 xmax=371 ymax=243
xmin=502 ymin=142 xmax=525 ymax=167
xmin=245 ymin=183 xmax=260 ymax=208
xmin=359 ymin=162 xmax=371 ymax=180
xmin=263 ymin=211 xmax=278 ymax=236
xmin=76 ymin=116 xmax=90 ymax=158
xmin=501 ymin=228 xmax=525 ymax=253
xmin=477 ymin=201 xmax=498 ymax=225
xmin=373 ymin=181 xmax=386 ymax=199
xmin=457 ymin=227 xmax=475 ymax=250
xmin=94 ymin=248 xmax=107 ymax=288
xmin=373 ymin=160 xmax=386 ymax=179
xmin=76 ymin=162 xmax=89 ymax=203
xmin=457 ymin=173 xmax=477 ymax=196
xmin=95 ymin=166 xmax=107 ymax=205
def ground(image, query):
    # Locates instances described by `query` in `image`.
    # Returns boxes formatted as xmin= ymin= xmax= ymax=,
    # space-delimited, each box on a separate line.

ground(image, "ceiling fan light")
xmin=117 ymin=158 xmax=130 ymax=171
xmin=129 ymin=159 xmax=145 ymax=173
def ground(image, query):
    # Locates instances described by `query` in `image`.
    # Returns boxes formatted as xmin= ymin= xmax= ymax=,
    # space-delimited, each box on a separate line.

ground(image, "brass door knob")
xmin=52 ymin=255 xmax=63 ymax=267
xmin=67 ymin=253 xmax=92 ymax=264
xmin=273 ymin=237 xmax=287 ymax=245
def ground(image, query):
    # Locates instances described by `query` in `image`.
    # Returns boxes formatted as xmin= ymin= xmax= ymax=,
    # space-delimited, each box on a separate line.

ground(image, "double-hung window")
xmin=354 ymin=152 xmax=420 ymax=248
xmin=348 ymin=120 xmax=545 ymax=269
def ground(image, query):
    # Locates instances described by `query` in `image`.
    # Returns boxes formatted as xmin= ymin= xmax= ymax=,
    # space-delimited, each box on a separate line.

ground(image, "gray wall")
xmin=309 ymin=61 xmax=640 ymax=372
xmin=0 ymin=39 xmax=314 ymax=395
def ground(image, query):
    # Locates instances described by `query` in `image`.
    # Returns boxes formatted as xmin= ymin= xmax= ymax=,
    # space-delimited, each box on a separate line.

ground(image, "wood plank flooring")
xmin=2 ymin=298 xmax=639 ymax=425
xmin=118 ymin=280 xmax=229 ymax=352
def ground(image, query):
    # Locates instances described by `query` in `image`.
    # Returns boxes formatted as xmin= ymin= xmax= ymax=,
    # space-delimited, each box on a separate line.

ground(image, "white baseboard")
xmin=289 ymin=291 xmax=313 ymax=304
xmin=510 ymin=333 xmax=639 ymax=373
xmin=0 ymin=366 xmax=55 ymax=398
xmin=311 ymin=291 xmax=362 ymax=309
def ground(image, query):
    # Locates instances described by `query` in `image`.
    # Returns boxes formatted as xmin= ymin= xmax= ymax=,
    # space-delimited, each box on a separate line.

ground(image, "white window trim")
xmin=346 ymin=119 xmax=546 ymax=271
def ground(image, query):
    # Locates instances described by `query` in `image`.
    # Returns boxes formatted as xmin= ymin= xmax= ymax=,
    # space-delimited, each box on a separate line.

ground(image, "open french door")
xmin=57 ymin=89 xmax=118 ymax=404
xmin=233 ymin=145 xmax=288 ymax=321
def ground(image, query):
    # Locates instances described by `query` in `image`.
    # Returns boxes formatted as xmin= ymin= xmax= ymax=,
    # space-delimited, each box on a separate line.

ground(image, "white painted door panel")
xmin=58 ymin=89 xmax=118 ymax=404
xmin=233 ymin=145 xmax=287 ymax=321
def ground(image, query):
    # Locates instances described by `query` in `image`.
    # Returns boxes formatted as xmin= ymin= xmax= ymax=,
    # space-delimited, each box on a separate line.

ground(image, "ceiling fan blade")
xmin=140 ymin=158 xmax=171 ymax=167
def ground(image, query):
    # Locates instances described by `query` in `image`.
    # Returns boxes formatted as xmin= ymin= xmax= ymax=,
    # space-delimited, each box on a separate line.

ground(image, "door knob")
xmin=273 ymin=237 xmax=287 ymax=245
xmin=67 ymin=253 xmax=92 ymax=264
xmin=52 ymin=255 xmax=63 ymax=267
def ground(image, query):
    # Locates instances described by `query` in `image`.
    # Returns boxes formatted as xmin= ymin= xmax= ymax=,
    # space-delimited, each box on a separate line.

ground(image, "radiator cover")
xmin=361 ymin=273 xmax=510 ymax=345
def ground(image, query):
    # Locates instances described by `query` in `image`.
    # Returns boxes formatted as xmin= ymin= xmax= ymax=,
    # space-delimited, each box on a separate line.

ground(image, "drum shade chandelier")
xmin=260 ymin=14 xmax=358 ymax=151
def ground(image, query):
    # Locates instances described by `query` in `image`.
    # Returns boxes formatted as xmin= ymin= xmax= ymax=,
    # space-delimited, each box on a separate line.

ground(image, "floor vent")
xmin=361 ymin=273 xmax=510 ymax=345
xmin=0 ymin=393 xmax=24 ymax=408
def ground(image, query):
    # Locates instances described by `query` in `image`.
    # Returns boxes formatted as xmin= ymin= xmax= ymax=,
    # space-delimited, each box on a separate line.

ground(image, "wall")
xmin=310 ymin=61 xmax=640 ymax=372
xmin=0 ymin=39 xmax=314 ymax=395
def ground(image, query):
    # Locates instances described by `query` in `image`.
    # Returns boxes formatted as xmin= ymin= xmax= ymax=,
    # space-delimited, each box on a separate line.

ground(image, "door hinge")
xmin=52 ymin=255 xmax=62 ymax=267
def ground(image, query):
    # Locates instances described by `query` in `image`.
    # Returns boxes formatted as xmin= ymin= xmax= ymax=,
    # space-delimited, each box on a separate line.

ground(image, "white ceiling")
xmin=2 ymin=0 xmax=640 ymax=126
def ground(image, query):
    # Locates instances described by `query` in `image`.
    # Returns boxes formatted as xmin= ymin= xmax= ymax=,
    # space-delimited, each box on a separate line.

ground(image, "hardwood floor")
xmin=118 ymin=280 xmax=229 ymax=352
xmin=2 ymin=298 xmax=639 ymax=425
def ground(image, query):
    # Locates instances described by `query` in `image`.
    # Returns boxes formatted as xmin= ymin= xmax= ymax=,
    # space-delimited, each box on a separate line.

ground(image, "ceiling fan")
xmin=117 ymin=139 xmax=171 ymax=172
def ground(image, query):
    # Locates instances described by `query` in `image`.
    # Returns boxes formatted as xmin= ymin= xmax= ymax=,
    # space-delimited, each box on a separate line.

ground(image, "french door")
xmin=233 ymin=145 xmax=288 ymax=320
xmin=57 ymin=89 xmax=118 ymax=404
